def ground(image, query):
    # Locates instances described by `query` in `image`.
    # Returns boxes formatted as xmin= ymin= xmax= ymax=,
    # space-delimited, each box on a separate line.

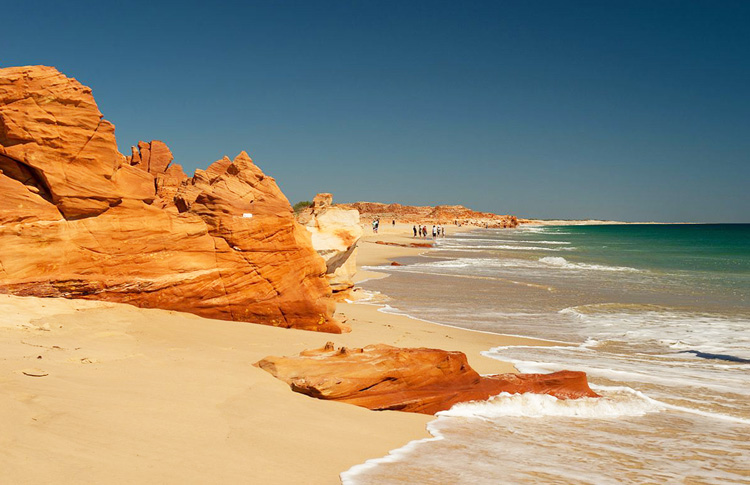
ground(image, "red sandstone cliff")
xmin=256 ymin=343 xmax=599 ymax=414
xmin=0 ymin=65 xmax=347 ymax=333
xmin=336 ymin=202 xmax=518 ymax=228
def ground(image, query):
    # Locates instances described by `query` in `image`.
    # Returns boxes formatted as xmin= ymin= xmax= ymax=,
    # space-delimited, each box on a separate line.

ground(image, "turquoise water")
xmin=546 ymin=224 xmax=750 ymax=275
xmin=532 ymin=224 xmax=750 ymax=306
xmin=344 ymin=224 xmax=750 ymax=484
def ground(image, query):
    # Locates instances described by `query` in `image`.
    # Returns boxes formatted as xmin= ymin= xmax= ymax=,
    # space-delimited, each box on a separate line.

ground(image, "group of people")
xmin=413 ymin=224 xmax=446 ymax=239
xmin=369 ymin=218 xmax=447 ymax=239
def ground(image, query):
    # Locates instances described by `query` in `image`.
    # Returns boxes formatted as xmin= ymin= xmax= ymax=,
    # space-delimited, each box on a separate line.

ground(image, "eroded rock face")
xmin=256 ymin=344 xmax=599 ymax=414
xmin=298 ymin=193 xmax=363 ymax=294
xmin=0 ymin=66 xmax=154 ymax=219
xmin=0 ymin=65 xmax=347 ymax=333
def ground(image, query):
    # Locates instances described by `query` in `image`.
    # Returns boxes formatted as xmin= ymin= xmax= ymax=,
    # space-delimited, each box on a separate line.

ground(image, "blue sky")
xmin=3 ymin=1 xmax=748 ymax=221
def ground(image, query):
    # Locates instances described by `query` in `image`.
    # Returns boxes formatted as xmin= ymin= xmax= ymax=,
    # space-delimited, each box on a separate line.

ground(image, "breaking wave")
xmin=439 ymin=386 xmax=663 ymax=419
xmin=538 ymin=256 xmax=640 ymax=272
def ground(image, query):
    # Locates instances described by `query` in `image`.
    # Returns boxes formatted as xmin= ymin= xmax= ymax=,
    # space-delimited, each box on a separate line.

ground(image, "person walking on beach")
xmin=432 ymin=225 xmax=436 ymax=239
xmin=413 ymin=225 xmax=417 ymax=237
xmin=392 ymin=219 xmax=395 ymax=227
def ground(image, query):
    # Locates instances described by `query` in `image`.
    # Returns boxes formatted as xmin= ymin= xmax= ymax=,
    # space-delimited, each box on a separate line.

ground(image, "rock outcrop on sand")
xmin=297 ymin=193 xmax=363 ymax=295
xmin=256 ymin=343 xmax=599 ymax=414
xmin=337 ymin=202 xmax=518 ymax=228
xmin=0 ymin=65 xmax=347 ymax=333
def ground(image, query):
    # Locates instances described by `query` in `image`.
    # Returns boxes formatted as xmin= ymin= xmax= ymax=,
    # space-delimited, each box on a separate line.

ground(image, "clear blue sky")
xmin=3 ymin=1 xmax=748 ymax=222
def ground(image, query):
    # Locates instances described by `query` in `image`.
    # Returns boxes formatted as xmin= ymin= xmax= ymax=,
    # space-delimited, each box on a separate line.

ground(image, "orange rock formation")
xmin=256 ymin=343 xmax=599 ymax=414
xmin=0 ymin=65 xmax=347 ymax=333
xmin=336 ymin=202 xmax=518 ymax=228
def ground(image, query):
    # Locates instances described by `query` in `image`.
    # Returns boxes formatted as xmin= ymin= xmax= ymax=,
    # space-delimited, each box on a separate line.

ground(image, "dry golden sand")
xmin=0 ymin=223 xmax=553 ymax=484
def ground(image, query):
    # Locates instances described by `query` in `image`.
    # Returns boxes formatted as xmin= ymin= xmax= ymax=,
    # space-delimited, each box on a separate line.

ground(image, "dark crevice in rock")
xmin=325 ymin=242 xmax=358 ymax=275
xmin=0 ymin=153 xmax=54 ymax=203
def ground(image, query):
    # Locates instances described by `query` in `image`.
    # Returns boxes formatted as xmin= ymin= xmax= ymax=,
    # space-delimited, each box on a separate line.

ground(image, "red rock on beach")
xmin=0 ymin=65 xmax=347 ymax=333
xmin=255 ymin=343 xmax=599 ymax=414
xmin=374 ymin=240 xmax=433 ymax=248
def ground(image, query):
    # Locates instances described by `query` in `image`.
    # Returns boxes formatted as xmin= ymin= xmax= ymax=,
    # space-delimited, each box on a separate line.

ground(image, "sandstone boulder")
xmin=256 ymin=344 xmax=599 ymax=414
xmin=0 ymin=65 xmax=346 ymax=333
xmin=311 ymin=192 xmax=332 ymax=211
xmin=298 ymin=193 xmax=362 ymax=294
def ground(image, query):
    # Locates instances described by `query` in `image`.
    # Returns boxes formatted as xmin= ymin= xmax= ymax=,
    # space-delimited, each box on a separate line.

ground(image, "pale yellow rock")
xmin=299 ymin=194 xmax=363 ymax=293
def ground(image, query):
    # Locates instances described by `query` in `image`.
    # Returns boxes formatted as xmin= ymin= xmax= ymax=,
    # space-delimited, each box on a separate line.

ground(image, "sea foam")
xmin=539 ymin=256 xmax=640 ymax=272
xmin=340 ymin=386 xmax=667 ymax=485
xmin=439 ymin=387 xmax=663 ymax=419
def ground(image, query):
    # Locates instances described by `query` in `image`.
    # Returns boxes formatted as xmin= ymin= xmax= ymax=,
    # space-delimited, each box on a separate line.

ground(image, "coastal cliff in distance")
xmin=337 ymin=202 xmax=518 ymax=228
xmin=0 ymin=65 xmax=347 ymax=333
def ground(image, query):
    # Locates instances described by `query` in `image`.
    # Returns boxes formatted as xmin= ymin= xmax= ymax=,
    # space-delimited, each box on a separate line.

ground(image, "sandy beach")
xmin=3 ymin=4 xmax=746 ymax=481
xmin=0 ymin=223 xmax=553 ymax=484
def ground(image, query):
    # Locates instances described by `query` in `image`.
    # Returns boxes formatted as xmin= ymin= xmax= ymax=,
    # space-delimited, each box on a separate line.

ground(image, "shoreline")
xmin=521 ymin=219 xmax=707 ymax=225
xmin=332 ymin=223 xmax=563 ymax=481
xmin=0 ymin=222 xmax=556 ymax=484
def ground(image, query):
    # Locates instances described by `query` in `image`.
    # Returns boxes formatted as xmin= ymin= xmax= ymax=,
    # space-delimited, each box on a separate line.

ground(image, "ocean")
xmin=342 ymin=224 xmax=750 ymax=484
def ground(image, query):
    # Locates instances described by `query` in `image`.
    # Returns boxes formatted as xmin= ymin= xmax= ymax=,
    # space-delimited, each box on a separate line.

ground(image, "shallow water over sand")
xmin=343 ymin=225 xmax=750 ymax=484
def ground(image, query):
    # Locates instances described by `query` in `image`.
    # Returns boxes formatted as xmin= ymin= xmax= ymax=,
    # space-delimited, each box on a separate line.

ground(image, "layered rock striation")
xmin=297 ymin=193 xmax=363 ymax=295
xmin=256 ymin=343 xmax=599 ymax=414
xmin=0 ymin=65 xmax=347 ymax=333
xmin=337 ymin=202 xmax=518 ymax=228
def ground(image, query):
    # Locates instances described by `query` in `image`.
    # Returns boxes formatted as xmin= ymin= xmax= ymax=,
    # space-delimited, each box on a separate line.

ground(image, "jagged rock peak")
xmin=0 ymin=65 xmax=347 ymax=333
